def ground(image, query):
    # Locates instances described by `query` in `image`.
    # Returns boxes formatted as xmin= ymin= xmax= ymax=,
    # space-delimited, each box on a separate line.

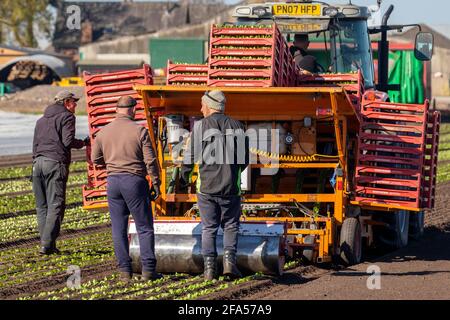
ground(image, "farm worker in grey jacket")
xmin=180 ymin=90 xmax=249 ymax=280
xmin=32 ymin=90 xmax=86 ymax=255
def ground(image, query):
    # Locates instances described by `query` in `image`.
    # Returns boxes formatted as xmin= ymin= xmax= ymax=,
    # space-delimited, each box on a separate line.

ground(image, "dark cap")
xmin=54 ymin=90 xmax=80 ymax=103
xmin=294 ymin=34 xmax=309 ymax=42
xmin=117 ymin=96 xmax=137 ymax=108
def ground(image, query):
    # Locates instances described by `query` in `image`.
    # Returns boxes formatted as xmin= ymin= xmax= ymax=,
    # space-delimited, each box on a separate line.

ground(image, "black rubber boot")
xmin=119 ymin=271 xmax=132 ymax=284
xmin=142 ymin=271 xmax=163 ymax=281
xmin=223 ymin=250 xmax=242 ymax=279
xmin=203 ymin=256 xmax=218 ymax=281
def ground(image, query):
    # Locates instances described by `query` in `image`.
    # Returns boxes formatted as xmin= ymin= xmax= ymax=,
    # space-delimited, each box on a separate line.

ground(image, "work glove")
xmin=150 ymin=185 xmax=161 ymax=201
xmin=83 ymin=136 xmax=91 ymax=146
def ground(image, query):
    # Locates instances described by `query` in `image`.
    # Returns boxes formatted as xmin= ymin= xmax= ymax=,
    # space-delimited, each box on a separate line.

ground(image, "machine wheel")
xmin=409 ymin=211 xmax=424 ymax=240
xmin=301 ymin=235 xmax=315 ymax=263
xmin=339 ymin=217 xmax=362 ymax=266
xmin=373 ymin=210 xmax=410 ymax=250
xmin=392 ymin=210 xmax=410 ymax=249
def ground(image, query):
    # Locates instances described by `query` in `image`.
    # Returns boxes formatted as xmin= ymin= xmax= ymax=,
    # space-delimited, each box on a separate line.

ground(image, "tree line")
xmin=0 ymin=0 xmax=52 ymax=48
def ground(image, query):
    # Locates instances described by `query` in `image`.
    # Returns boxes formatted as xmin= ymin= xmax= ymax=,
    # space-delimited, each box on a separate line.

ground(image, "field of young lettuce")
xmin=1 ymin=124 xmax=449 ymax=300
xmin=0 ymin=158 xmax=277 ymax=300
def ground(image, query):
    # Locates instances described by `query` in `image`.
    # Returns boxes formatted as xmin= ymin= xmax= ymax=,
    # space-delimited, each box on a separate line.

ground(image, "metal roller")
xmin=129 ymin=220 xmax=285 ymax=276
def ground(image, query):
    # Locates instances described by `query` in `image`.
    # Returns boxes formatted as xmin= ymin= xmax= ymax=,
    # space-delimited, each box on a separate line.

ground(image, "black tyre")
xmin=339 ymin=217 xmax=362 ymax=266
xmin=409 ymin=211 xmax=424 ymax=240
xmin=373 ymin=210 xmax=410 ymax=249
xmin=392 ymin=210 xmax=410 ymax=249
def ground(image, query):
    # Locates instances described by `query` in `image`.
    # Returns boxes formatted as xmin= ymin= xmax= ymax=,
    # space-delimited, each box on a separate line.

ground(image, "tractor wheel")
xmin=392 ymin=210 xmax=410 ymax=249
xmin=409 ymin=211 xmax=424 ymax=240
xmin=339 ymin=217 xmax=362 ymax=266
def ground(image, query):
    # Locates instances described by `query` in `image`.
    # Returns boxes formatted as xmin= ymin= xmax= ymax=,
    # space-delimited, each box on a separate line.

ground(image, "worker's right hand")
xmin=150 ymin=185 xmax=160 ymax=201
xmin=299 ymin=69 xmax=313 ymax=76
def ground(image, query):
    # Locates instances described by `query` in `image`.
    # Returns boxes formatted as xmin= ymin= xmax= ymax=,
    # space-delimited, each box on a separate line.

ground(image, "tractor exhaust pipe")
xmin=377 ymin=4 xmax=394 ymax=92
xmin=129 ymin=220 xmax=286 ymax=276
xmin=381 ymin=4 xmax=394 ymax=26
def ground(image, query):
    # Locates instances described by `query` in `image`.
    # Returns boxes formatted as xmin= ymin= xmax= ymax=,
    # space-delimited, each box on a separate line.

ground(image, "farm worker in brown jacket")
xmin=91 ymin=96 xmax=161 ymax=283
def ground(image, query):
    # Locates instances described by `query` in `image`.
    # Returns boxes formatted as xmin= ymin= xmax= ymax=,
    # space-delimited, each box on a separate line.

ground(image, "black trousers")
xmin=32 ymin=157 xmax=69 ymax=248
xmin=197 ymin=193 xmax=241 ymax=258
xmin=107 ymin=174 xmax=156 ymax=273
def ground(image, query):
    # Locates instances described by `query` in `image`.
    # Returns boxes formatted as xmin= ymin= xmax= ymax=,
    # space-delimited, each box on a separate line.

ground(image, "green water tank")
xmin=149 ymin=39 xmax=206 ymax=69
xmin=0 ymin=83 xmax=11 ymax=96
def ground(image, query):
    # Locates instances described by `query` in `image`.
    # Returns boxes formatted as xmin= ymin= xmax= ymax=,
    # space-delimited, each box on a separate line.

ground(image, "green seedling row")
xmin=170 ymin=72 xmax=208 ymax=76
xmin=437 ymin=162 xmax=450 ymax=183
xmin=1 ymin=231 xmax=114 ymax=288
xmin=0 ymin=172 xmax=88 ymax=195
xmin=215 ymin=35 xmax=274 ymax=39
xmin=0 ymin=187 xmax=83 ymax=215
xmin=21 ymin=273 xmax=186 ymax=300
xmin=212 ymin=56 xmax=272 ymax=60
xmin=0 ymin=229 xmax=111 ymax=262
xmin=169 ymin=82 xmax=207 ymax=86
xmin=0 ymin=162 xmax=86 ymax=180
xmin=0 ymin=205 xmax=110 ymax=243
xmin=440 ymin=123 xmax=450 ymax=136
xmin=438 ymin=141 xmax=450 ymax=162
xmin=213 ymin=46 xmax=273 ymax=50
xmin=213 ymin=24 xmax=274 ymax=29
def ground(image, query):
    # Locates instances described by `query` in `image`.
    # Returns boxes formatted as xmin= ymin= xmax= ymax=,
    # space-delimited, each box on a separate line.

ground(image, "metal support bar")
xmin=165 ymin=193 xmax=337 ymax=203
xmin=330 ymin=93 xmax=345 ymax=168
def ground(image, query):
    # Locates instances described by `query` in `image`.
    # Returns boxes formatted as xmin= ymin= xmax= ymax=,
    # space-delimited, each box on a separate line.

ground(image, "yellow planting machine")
xmin=83 ymin=1 xmax=439 ymax=275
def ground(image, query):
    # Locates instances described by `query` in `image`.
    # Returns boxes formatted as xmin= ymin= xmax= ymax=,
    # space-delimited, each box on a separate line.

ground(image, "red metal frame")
xmin=296 ymin=70 xmax=365 ymax=111
xmin=207 ymin=24 xmax=288 ymax=88
xmin=355 ymin=100 xmax=431 ymax=209
xmin=166 ymin=60 xmax=208 ymax=86
xmin=82 ymin=65 xmax=153 ymax=207
xmin=211 ymin=26 xmax=276 ymax=36
xmin=421 ymin=111 xmax=440 ymax=209
xmin=82 ymin=185 xmax=107 ymax=208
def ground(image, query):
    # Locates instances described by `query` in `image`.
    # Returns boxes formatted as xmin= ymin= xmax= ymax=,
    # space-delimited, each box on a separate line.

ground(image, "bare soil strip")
xmin=201 ymin=182 xmax=450 ymax=300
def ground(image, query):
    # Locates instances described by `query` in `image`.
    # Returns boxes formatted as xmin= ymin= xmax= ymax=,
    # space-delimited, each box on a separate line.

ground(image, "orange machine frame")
xmin=135 ymin=85 xmax=358 ymax=262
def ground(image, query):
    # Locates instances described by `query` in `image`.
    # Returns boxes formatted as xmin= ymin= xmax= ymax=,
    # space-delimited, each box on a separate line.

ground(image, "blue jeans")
xmin=107 ymin=174 xmax=156 ymax=273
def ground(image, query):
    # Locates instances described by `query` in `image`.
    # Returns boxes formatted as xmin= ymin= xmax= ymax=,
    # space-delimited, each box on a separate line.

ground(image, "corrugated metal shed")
xmin=0 ymin=54 xmax=73 ymax=81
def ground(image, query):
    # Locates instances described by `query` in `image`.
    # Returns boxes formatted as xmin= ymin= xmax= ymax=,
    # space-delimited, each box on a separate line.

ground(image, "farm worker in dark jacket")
xmin=91 ymin=96 xmax=162 ymax=283
xmin=32 ymin=90 xmax=86 ymax=255
xmin=180 ymin=90 xmax=249 ymax=280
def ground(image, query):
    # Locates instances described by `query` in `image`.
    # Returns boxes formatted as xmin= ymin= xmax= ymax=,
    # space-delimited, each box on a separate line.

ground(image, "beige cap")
xmin=54 ymin=90 xmax=80 ymax=103
xmin=202 ymin=90 xmax=226 ymax=112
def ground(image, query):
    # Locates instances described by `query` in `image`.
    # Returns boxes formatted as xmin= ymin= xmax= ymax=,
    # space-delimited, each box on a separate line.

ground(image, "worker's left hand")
xmin=150 ymin=185 xmax=160 ymax=201
xmin=83 ymin=136 xmax=91 ymax=146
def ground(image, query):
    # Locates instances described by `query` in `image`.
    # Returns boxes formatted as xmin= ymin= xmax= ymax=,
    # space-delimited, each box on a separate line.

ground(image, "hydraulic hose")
xmin=250 ymin=148 xmax=339 ymax=163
